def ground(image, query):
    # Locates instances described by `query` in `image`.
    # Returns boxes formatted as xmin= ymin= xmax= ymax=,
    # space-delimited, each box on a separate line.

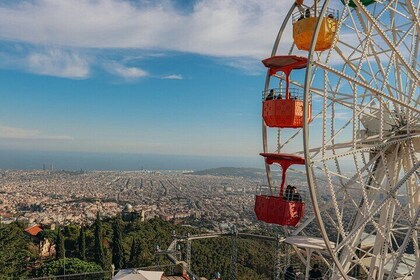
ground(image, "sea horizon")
xmin=0 ymin=149 xmax=262 ymax=171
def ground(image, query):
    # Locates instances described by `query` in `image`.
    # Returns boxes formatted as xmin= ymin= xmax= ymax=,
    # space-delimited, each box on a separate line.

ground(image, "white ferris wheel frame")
xmin=262 ymin=0 xmax=420 ymax=279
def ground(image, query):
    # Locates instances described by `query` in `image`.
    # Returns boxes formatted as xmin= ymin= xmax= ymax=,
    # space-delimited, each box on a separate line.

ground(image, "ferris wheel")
xmin=254 ymin=0 xmax=420 ymax=279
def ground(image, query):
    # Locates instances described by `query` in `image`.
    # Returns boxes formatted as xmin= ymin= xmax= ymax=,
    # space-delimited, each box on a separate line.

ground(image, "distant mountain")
xmin=189 ymin=167 xmax=265 ymax=178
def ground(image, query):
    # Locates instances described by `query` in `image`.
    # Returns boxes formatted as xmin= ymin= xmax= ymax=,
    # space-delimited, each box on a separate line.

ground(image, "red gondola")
xmin=255 ymin=153 xmax=305 ymax=226
xmin=261 ymin=56 xmax=312 ymax=128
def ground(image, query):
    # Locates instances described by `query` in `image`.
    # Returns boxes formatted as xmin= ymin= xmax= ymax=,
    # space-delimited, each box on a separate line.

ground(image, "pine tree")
xmin=133 ymin=239 xmax=143 ymax=267
xmin=112 ymin=216 xmax=124 ymax=269
xmin=129 ymin=238 xmax=137 ymax=267
xmin=104 ymin=246 xmax=113 ymax=272
xmin=94 ymin=212 xmax=105 ymax=268
xmin=56 ymin=228 xmax=65 ymax=260
xmin=79 ymin=225 xmax=86 ymax=261
xmin=128 ymin=239 xmax=152 ymax=268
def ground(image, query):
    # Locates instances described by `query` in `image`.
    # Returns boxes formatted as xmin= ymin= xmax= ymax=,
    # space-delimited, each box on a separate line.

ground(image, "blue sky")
xmin=0 ymin=0 xmax=293 ymax=159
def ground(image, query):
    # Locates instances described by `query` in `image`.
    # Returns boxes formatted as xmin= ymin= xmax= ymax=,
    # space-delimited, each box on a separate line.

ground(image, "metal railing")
xmin=292 ymin=7 xmax=340 ymax=23
xmin=262 ymin=87 xmax=304 ymax=101
xmin=256 ymin=184 xmax=307 ymax=202
xmin=28 ymin=264 xmax=177 ymax=280
xmin=262 ymin=88 xmax=312 ymax=103
xmin=29 ymin=271 xmax=111 ymax=280
xmin=282 ymin=264 xmax=330 ymax=280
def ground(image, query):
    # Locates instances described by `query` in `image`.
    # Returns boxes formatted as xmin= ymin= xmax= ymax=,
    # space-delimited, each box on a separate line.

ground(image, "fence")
xmin=292 ymin=7 xmax=340 ymax=23
xmin=28 ymin=264 xmax=177 ymax=280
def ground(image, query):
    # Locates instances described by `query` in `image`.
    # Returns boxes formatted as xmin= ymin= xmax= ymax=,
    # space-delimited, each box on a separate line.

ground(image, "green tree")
xmin=0 ymin=222 xmax=33 ymax=278
xmin=63 ymin=224 xmax=80 ymax=258
xmin=112 ymin=217 xmax=124 ymax=269
xmin=94 ymin=212 xmax=105 ymax=268
xmin=41 ymin=258 xmax=102 ymax=277
xmin=128 ymin=238 xmax=136 ymax=267
xmin=131 ymin=239 xmax=143 ymax=267
xmin=56 ymin=228 xmax=65 ymax=260
xmin=79 ymin=225 xmax=86 ymax=261
xmin=104 ymin=246 xmax=113 ymax=272
xmin=129 ymin=239 xmax=152 ymax=268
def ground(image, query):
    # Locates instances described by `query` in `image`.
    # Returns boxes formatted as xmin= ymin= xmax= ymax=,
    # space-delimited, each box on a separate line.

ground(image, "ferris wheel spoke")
xmin=392 ymin=24 xmax=417 ymax=52
xmin=367 ymin=147 xmax=403 ymax=279
xmin=313 ymin=165 xmax=354 ymax=184
xmin=386 ymin=206 xmax=420 ymax=279
xmin=336 ymin=159 xmax=420 ymax=253
xmin=333 ymin=42 xmax=376 ymax=86
xmin=279 ymin=129 xmax=304 ymax=151
xmin=291 ymin=214 xmax=316 ymax=235
xmin=277 ymin=65 xmax=406 ymax=109
xmin=314 ymin=61 xmax=420 ymax=114
xmin=275 ymin=73 xmax=376 ymax=108
xmin=388 ymin=5 xmax=414 ymax=20
xmin=404 ymin=0 xmax=420 ymax=33
xmin=353 ymin=8 xmax=413 ymax=111
xmin=310 ymin=101 xmax=398 ymax=160
xmin=333 ymin=52 xmax=410 ymax=106
xmin=353 ymin=0 xmax=419 ymax=82
xmin=311 ymin=135 xmax=420 ymax=164
xmin=392 ymin=197 xmax=417 ymax=235
xmin=402 ymin=146 xmax=420 ymax=258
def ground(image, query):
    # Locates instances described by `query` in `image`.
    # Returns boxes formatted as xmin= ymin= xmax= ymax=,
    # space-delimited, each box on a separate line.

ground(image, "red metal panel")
xmin=260 ymin=153 xmax=305 ymax=196
xmin=260 ymin=153 xmax=305 ymax=166
xmin=262 ymin=99 xmax=311 ymax=128
xmin=262 ymin=56 xmax=308 ymax=75
xmin=254 ymin=195 xmax=305 ymax=226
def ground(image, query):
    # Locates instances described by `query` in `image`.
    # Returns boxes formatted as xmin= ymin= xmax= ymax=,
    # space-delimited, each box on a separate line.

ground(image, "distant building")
xmin=0 ymin=213 xmax=15 ymax=225
xmin=25 ymin=224 xmax=43 ymax=237
xmin=121 ymin=204 xmax=139 ymax=222
xmin=24 ymin=223 xmax=56 ymax=258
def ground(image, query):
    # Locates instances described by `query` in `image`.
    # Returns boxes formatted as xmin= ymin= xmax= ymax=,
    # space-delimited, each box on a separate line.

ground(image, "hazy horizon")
xmin=0 ymin=149 xmax=262 ymax=171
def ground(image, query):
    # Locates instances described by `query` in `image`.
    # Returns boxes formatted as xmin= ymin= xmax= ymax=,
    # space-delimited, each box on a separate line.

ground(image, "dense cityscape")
xmin=0 ymin=168 xmax=308 ymax=231
xmin=0 ymin=167 xmax=311 ymax=279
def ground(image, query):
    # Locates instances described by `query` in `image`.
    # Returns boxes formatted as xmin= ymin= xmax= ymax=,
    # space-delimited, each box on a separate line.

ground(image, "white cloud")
xmin=0 ymin=0 xmax=290 ymax=58
xmin=0 ymin=125 xmax=73 ymax=140
xmin=104 ymin=61 xmax=148 ymax=79
xmin=221 ymin=58 xmax=262 ymax=75
xmin=162 ymin=74 xmax=183 ymax=80
xmin=27 ymin=48 xmax=89 ymax=78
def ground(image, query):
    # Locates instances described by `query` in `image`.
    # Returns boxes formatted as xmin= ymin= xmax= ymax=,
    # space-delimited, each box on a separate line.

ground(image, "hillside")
xmin=0 ymin=217 xmax=275 ymax=279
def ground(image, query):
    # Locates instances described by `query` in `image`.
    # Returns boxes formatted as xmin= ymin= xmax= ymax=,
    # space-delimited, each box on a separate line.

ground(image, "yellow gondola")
xmin=292 ymin=8 xmax=338 ymax=51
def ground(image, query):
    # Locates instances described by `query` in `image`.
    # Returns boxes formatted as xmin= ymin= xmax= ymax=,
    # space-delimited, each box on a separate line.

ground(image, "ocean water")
xmin=0 ymin=149 xmax=261 ymax=171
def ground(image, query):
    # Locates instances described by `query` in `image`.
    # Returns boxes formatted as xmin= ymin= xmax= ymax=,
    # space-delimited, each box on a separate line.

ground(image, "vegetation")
xmin=192 ymin=237 xmax=275 ymax=280
xmin=0 ymin=222 xmax=34 ymax=278
xmin=128 ymin=238 xmax=137 ymax=267
xmin=56 ymin=227 xmax=65 ymax=259
xmin=0 ymin=217 xmax=276 ymax=279
xmin=40 ymin=258 xmax=102 ymax=276
xmin=112 ymin=217 xmax=124 ymax=269
xmin=79 ymin=225 xmax=86 ymax=261
xmin=94 ymin=212 xmax=105 ymax=269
